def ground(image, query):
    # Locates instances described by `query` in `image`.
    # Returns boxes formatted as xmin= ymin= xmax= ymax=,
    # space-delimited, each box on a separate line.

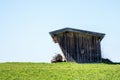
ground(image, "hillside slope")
xmin=0 ymin=62 xmax=120 ymax=80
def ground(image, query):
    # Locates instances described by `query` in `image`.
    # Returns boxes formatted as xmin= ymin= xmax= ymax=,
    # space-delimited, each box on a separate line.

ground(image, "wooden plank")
xmin=79 ymin=34 xmax=81 ymax=63
xmin=89 ymin=36 xmax=92 ymax=62
xmin=77 ymin=34 xmax=80 ymax=62
xmin=86 ymin=36 xmax=89 ymax=63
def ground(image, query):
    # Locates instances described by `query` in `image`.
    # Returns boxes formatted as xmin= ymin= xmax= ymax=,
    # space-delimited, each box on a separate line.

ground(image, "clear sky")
xmin=0 ymin=0 xmax=120 ymax=63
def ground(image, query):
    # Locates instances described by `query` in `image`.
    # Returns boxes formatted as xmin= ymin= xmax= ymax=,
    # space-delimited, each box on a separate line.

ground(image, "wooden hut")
xmin=49 ymin=28 xmax=105 ymax=63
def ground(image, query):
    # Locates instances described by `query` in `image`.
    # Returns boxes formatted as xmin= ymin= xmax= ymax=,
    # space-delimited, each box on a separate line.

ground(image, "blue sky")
xmin=0 ymin=0 xmax=120 ymax=62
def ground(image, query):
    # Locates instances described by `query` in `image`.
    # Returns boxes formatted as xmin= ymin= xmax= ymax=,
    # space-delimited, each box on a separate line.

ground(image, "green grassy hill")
xmin=0 ymin=62 xmax=120 ymax=80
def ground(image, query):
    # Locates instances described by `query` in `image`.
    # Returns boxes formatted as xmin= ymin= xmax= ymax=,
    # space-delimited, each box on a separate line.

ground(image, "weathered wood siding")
xmin=55 ymin=31 xmax=101 ymax=63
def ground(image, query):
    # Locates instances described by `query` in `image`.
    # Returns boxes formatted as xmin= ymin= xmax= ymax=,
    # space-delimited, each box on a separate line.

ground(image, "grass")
xmin=0 ymin=62 xmax=120 ymax=80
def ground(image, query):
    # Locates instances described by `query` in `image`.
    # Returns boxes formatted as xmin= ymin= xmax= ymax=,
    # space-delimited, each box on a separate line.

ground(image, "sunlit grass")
xmin=0 ymin=62 xmax=120 ymax=80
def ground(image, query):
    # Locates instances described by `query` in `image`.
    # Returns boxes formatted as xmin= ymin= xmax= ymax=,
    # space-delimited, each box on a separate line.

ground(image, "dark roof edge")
xmin=49 ymin=27 xmax=105 ymax=40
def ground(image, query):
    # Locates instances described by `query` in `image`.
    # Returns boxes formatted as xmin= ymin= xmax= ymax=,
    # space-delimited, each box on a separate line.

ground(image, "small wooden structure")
xmin=50 ymin=28 xmax=105 ymax=63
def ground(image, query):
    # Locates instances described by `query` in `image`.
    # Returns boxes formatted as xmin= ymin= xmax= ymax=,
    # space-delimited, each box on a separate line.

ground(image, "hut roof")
xmin=50 ymin=27 xmax=105 ymax=41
